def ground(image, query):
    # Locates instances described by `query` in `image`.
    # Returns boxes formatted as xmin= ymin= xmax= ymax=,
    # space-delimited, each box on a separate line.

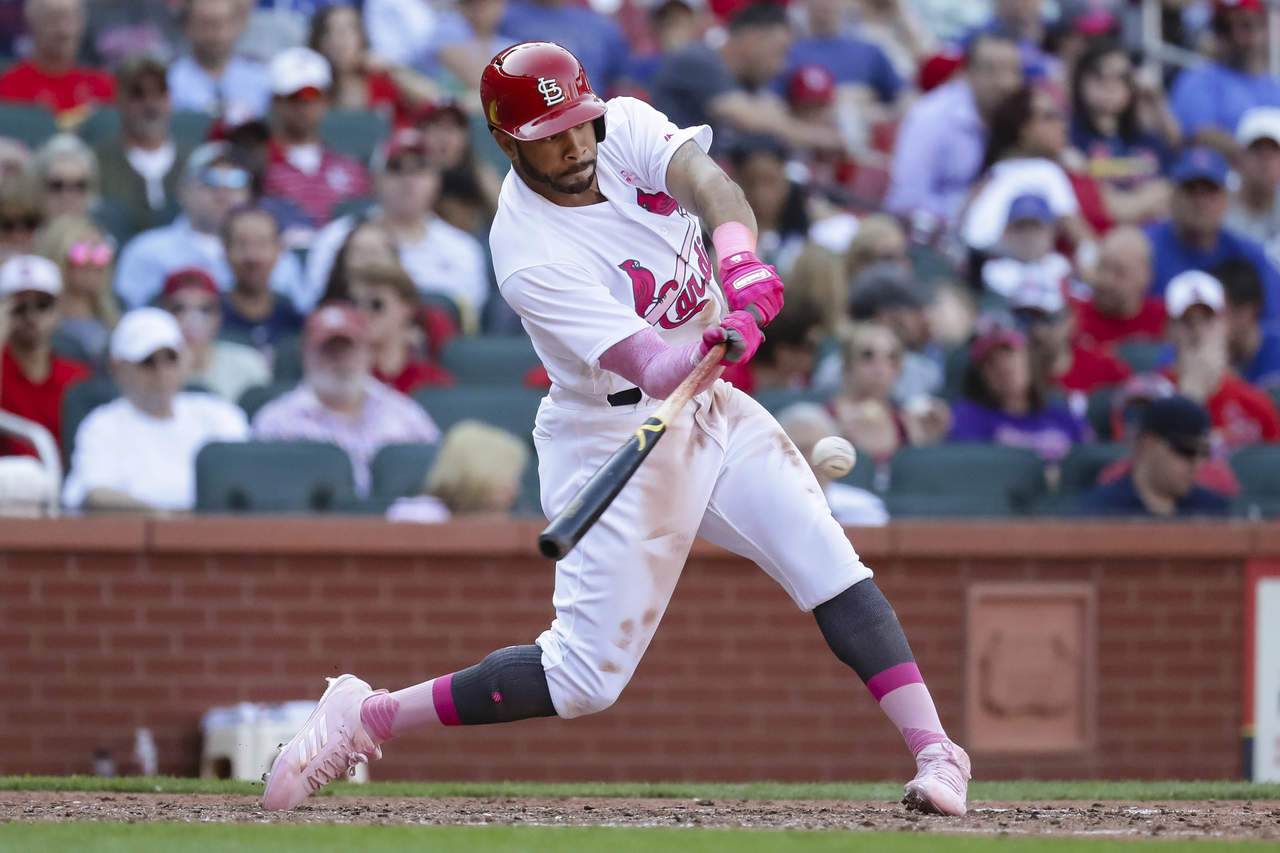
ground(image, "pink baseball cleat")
xmin=902 ymin=739 xmax=971 ymax=817
xmin=262 ymin=674 xmax=385 ymax=811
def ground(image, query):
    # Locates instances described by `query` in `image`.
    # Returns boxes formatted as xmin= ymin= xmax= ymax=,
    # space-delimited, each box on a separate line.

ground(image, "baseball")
xmin=811 ymin=436 xmax=856 ymax=478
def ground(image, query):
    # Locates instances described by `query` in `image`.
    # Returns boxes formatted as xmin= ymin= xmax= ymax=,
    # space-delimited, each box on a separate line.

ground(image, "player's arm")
xmin=664 ymin=140 xmax=784 ymax=327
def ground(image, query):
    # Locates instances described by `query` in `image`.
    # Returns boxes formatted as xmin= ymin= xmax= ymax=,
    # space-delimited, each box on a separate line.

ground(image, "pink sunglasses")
xmin=68 ymin=241 xmax=113 ymax=267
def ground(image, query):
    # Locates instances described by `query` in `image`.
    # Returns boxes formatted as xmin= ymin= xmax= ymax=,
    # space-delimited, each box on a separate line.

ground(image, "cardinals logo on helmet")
xmin=536 ymin=77 xmax=565 ymax=106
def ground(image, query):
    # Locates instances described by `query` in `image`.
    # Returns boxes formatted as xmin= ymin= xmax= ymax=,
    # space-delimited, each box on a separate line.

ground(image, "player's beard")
xmin=517 ymin=149 xmax=597 ymax=196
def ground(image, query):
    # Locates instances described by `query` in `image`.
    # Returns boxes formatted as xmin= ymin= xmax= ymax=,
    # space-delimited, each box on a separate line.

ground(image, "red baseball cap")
xmin=969 ymin=316 xmax=1026 ymax=363
xmin=787 ymin=63 xmax=835 ymax=108
xmin=305 ymin=302 xmax=368 ymax=349
xmin=161 ymin=266 xmax=218 ymax=299
xmin=371 ymin=127 xmax=430 ymax=173
xmin=1215 ymin=0 xmax=1264 ymax=16
xmin=414 ymin=99 xmax=467 ymax=127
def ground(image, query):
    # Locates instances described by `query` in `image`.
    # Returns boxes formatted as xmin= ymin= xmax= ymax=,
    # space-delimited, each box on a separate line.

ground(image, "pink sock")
xmin=360 ymin=673 xmax=462 ymax=741
xmin=866 ymin=662 xmax=948 ymax=757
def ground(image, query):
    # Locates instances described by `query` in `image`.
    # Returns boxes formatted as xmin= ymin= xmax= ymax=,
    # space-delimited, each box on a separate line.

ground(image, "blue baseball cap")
xmin=1005 ymin=193 xmax=1054 ymax=227
xmin=1170 ymin=147 xmax=1230 ymax=186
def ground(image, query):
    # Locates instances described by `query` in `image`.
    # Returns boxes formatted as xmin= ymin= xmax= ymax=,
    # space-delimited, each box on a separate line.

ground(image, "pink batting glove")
xmin=699 ymin=310 xmax=764 ymax=365
xmin=719 ymin=250 xmax=784 ymax=327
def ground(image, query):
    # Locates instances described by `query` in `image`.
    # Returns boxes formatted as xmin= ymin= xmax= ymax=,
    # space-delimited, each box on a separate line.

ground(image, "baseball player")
xmin=263 ymin=41 xmax=971 ymax=815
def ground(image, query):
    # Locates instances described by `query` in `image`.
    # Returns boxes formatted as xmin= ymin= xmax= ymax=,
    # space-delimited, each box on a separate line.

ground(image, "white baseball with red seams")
xmin=489 ymin=97 xmax=872 ymax=719
xmin=811 ymin=436 xmax=857 ymax=478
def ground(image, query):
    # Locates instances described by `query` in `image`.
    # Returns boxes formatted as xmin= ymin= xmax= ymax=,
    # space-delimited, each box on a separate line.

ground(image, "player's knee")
xmin=554 ymin=665 xmax=630 ymax=718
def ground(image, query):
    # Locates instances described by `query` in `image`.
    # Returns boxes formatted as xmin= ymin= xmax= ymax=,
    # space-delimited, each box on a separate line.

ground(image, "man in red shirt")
xmin=0 ymin=0 xmax=114 ymax=125
xmin=1162 ymin=269 xmax=1280 ymax=447
xmin=0 ymin=254 xmax=89 ymax=456
xmin=261 ymin=46 xmax=371 ymax=226
xmin=1012 ymin=278 xmax=1130 ymax=396
xmin=1072 ymin=226 xmax=1166 ymax=347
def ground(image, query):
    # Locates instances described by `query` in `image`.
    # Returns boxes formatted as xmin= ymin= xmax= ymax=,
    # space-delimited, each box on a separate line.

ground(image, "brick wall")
xmin=0 ymin=518 xmax=1267 ymax=782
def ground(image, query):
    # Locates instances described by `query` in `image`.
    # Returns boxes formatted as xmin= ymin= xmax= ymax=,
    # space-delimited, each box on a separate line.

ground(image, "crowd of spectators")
xmin=0 ymin=0 xmax=1279 ymax=522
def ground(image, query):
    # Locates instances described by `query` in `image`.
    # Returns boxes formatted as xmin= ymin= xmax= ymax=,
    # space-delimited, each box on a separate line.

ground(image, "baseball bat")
xmin=537 ymin=342 xmax=726 ymax=560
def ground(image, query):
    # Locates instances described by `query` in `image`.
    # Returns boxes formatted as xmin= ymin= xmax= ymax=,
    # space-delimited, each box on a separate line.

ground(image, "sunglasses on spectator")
xmin=139 ymin=349 xmax=180 ymax=370
xmin=46 ymin=178 xmax=89 ymax=194
xmin=171 ymin=302 xmax=217 ymax=316
xmin=126 ymin=83 xmax=167 ymax=100
xmin=0 ymin=215 xmax=41 ymax=234
xmin=9 ymin=293 xmax=56 ymax=317
xmin=386 ymin=156 xmax=430 ymax=175
xmin=201 ymin=167 xmax=250 ymax=189
xmin=1032 ymin=107 xmax=1065 ymax=123
xmin=858 ymin=347 xmax=902 ymax=363
xmin=354 ymin=296 xmax=387 ymax=314
xmin=68 ymin=241 xmax=113 ymax=266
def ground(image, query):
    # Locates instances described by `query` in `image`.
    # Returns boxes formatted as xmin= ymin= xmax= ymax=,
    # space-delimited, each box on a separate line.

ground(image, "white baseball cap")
xmin=1165 ymin=270 xmax=1225 ymax=319
xmin=0 ymin=254 xmax=61 ymax=298
xmin=269 ymin=47 xmax=332 ymax=97
xmin=110 ymin=307 xmax=185 ymax=363
xmin=1237 ymin=107 xmax=1280 ymax=147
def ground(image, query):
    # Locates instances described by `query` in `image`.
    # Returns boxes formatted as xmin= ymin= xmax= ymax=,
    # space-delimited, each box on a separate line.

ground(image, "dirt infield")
xmin=2 ymin=791 xmax=1279 ymax=840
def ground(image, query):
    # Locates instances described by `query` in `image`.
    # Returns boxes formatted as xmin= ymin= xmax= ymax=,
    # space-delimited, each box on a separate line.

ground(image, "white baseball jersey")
xmin=491 ymin=96 xmax=723 ymax=406
xmin=489 ymin=97 xmax=871 ymax=719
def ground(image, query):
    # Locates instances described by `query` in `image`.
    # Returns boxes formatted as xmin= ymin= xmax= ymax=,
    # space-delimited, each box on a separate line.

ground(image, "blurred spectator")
xmin=235 ymin=0 xmax=310 ymax=64
xmin=846 ymin=213 xmax=910 ymax=283
xmin=1145 ymin=147 xmax=1280 ymax=323
xmin=304 ymin=128 xmax=486 ymax=326
xmin=1169 ymin=0 xmax=1280 ymax=158
xmin=0 ymin=138 xmax=33 ymax=180
xmin=969 ymin=0 xmax=1056 ymax=80
xmin=886 ymin=31 xmax=1022 ymax=225
xmin=1077 ymin=395 xmax=1229 ymax=517
xmin=1068 ymin=41 xmax=1175 ymax=224
xmin=728 ymin=134 xmax=810 ymax=274
xmin=978 ymin=192 xmax=1073 ymax=302
xmin=348 ymin=261 xmax=452 ymax=394
xmin=848 ymin=261 xmax=942 ymax=402
xmin=252 ymin=302 xmax=439 ymax=496
xmin=363 ymin=0 xmax=438 ymax=69
xmin=1009 ymin=274 xmax=1130 ymax=396
xmin=1162 ymin=269 xmax=1280 ymax=447
xmin=624 ymin=0 xmax=704 ymax=88
xmin=1226 ymin=107 xmax=1280 ymax=265
xmin=32 ymin=133 xmax=96 ymax=219
xmin=416 ymin=101 xmax=502 ymax=228
xmin=776 ymin=402 xmax=889 ymax=526
xmin=319 ymin=217 xmax=399 ymax=299
xmin=62 ymin=307 xmax=248 ymax=511
xmin=830 ymin=320 xmax=949 ymax=462
xmin=0 ymin=0 xmax=114 ymax=125
xmin=159 ymin=266 xmax=268 ymax=403
xmin=0 ymin=172 xmax=46 ymax=264
xmin=720 ymin=296 xmax=822 ymax=395
xmin=308 ymin=4 xmax=435 ymax=127
xmin=95 ymin=55 xmax=191 ymax=237
xmin=1213 ymin=258 xmax=1280 ymax=390
xmin=853 ymin=0 xmax=935 ymax=81
xmin=167 ymin=0 xmax=271 ymax=120
xmin=429 ymin=0 xmax=517 ymax=94
xmin=34 ymin=213 xmax=115 ymax=365
xmin=500 ymin=0 xmax=630 ymax=96
xmin=1071 ymin=225 xmax=1165 ymax=348
xmin=0 ymin=254 xmax=88 ymax=455
xmin=949 ymin=314 xmax=1087 ymax=463
xmin=80 ymin=0 xmax=180 ymax=70
xmin=218 ymin=204 xmax=302 ymax=357
xmin=113 ymin=141 xmax=304 ymax=309
xmin=388 ymin=420 xmax=528 ymax=522
xmin=651 ymin=2 xmax=841 ymax=155
xmin=262 ymin=46 xmax=371 ymax=227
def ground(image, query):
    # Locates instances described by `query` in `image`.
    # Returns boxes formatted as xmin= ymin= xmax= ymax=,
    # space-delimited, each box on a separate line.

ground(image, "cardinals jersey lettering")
xmin=491 ymin=97 xmax=723 ymax=405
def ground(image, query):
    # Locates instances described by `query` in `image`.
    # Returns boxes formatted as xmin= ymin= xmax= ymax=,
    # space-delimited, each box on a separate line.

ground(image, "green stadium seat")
xmin=1229 ymin=445 xmax=1280 ymax=518
xmin=941 ymin=345 xmax=969 ymax=401
xmin=0 ymin=103 xmax=58 ymax=147
xmin=170 ymin=112 xmax=213 ymax=149
xmin=76 ymin=107 xmax=119 ymax=145
xmin=272 ymin=334 xmax=304 ymax=383
xmin=515 ymin=455 xmax=543 ymax=517
xmin=195 ymin=441 xmax=357 ymax=512
xmin=60 ymin=378 xmax=118 ymax=465
xmin=414 ymin=385 xmax=544 ymax=438
xmin=470 ymin=111 xmax=511 ymax=176
xmin=1115 ymin=341 xmax=1167 ymax=373
xmin=1057 ymin=442 xmax=1129 ymax=493
xmin=886 ymin=443 xmax=1046 ymax=517
xmin=369 ymin=442 xmax=438 ymax=502
xmin=237 ymin=381 xmax=296 ymax=422
xmin=438 ymin=335 xmax=541 ymax=385
xmin=320 ymin=108 xmax=389 ymax=164
xmin=1085 ymin=386 xmax=1116 ymax=441
xmin=49 ymin=328 xmax=92 ymax=365
xmin=329 ymin=195 xmax=376 ymax=221
xmin=837 ymin=444 xmax=878 ymax=492
xmin=752 ymin=387 xmax=831 ymax=415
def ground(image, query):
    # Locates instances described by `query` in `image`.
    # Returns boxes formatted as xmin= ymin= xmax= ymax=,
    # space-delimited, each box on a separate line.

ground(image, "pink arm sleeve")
xmin=598 ymin=326 xmax=721 ymax=400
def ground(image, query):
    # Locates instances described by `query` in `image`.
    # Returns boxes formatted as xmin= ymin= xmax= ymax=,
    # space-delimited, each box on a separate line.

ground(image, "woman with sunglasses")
xmin=35 ymin=214 xmax=118 ymax=370
xmin=348 ymin=262 xmax=452 ymax=394
xmin=0 ymin=254 xmax=90 ymax=458
xmin=33 ymin=134 xmax=100 ymax=221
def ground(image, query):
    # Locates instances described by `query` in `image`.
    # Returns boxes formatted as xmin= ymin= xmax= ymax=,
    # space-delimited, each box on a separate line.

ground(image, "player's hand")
xmin=699 ymin=311 xmax=763 ymax=365
xmin=719 ymin=250 xmax=784 ymax=327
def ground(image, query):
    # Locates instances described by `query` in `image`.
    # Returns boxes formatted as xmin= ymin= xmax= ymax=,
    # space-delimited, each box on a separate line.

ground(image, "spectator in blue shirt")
xmin=885 ymin=31 xmax=1022 ymax=225
xmin=167 ymin=0 xmax=272 ymax=121
xmin=963 ymin=0 xmax=1056 ymax=80
xmin=1144 ymin=147 xmax=1280 ymax=323
xmin=500 ymin=0 xmax=630 ymax=95
xmin=1169 ymin=0 xmax=1280 ymax=157
xmin=1213 ymin=257 xmax=1280 ymax=389
xmin=1077 ymin=395 xmax=1230 ymax=517
xmin=782 ymin=0 xmax=902 ymax=112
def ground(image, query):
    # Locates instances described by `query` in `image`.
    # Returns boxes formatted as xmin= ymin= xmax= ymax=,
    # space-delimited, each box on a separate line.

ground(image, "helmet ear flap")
xmin=594 ymin=116 xmax=606 ymax=143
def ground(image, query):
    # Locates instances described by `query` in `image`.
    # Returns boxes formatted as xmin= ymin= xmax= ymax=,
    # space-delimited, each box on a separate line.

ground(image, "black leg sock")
xmin=450 ymin=645 xmax=558 ymax=724
xmin=813 ymin=579 xmax=915 ymax=683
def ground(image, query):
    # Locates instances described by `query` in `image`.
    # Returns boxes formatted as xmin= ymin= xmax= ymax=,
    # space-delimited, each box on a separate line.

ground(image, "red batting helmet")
xmin=480 ymin=41 xmax=607 ymax=142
